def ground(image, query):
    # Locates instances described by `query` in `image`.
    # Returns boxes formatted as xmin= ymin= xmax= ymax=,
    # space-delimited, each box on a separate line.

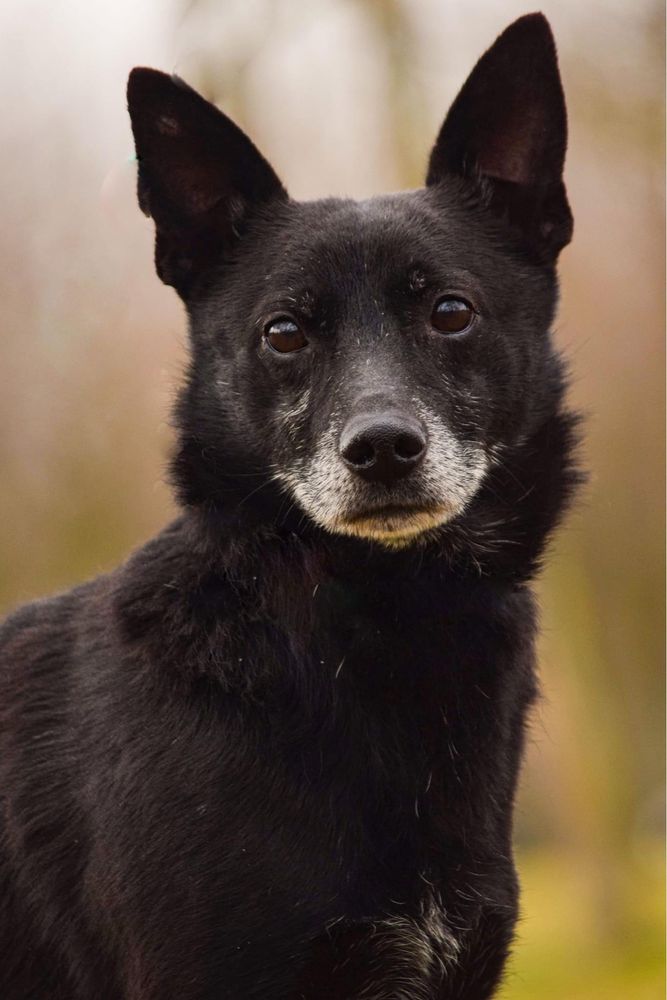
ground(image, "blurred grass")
xmin=504 ymin=842 xmax=665 ymax=999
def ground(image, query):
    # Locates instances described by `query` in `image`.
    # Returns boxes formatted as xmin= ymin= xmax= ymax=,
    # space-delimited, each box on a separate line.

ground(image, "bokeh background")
xmin=0 ymin=0 xmax=664 ymax=995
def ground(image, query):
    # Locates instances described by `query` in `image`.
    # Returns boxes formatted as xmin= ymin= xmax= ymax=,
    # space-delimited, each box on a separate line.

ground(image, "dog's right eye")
xmin=264 ymin=318 xmax=309 ymax=354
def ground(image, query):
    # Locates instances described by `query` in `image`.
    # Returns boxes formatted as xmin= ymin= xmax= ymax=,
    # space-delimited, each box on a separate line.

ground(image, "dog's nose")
xmin=339 ymin=412 xmax=427 ymax=484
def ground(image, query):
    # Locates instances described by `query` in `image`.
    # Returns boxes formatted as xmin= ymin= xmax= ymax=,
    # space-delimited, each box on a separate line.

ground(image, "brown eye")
xmin=431 ymin=296 xmax=475 ymax=335
xmin=265 ymin=318 xmax=308 ymax=354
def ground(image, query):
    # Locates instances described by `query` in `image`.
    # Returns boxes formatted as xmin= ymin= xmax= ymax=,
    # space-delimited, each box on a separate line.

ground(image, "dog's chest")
xmin=255 ymin=579 xmax=501 ymax=893
xmin=191 ymin=590 xmax=494 ymax=994
xmin=107 ymin=563 xmax=529 ymax=997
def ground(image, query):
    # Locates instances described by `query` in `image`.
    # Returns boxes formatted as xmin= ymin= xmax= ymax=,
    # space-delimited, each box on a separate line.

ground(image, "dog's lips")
xmin=335 ymin=501 xmax=453 ymax=541
xmin=345 ymin=503 xmax=437 ymax=524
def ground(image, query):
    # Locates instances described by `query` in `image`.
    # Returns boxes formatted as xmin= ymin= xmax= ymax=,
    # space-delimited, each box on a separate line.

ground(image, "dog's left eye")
xmin=431 ymin=296 xmax=475 ymax=335
xmin=265 ymin=318 xmax=309 ymax=354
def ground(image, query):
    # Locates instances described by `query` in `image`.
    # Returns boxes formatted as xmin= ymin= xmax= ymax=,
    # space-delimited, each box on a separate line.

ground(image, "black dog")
xmin=0 ymin=13 xmax=579 ymax=999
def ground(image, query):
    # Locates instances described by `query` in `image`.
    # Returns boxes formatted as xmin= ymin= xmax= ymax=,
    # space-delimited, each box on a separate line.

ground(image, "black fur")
xmin=0 ymin=14 xmax=580 ymax=999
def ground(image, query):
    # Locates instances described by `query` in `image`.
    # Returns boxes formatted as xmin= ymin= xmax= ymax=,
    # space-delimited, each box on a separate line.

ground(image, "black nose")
xmin=339 ymin=412 xmax=427 ymax=484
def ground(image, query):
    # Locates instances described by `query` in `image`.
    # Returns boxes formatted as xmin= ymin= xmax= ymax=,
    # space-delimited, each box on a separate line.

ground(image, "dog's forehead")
xmin=264 ymin=192 xmax=446 ymax=292
xmin=256 ymin=187 xmax=496 ymax=305
xmin=285 ymin=193 xmax=440 ymax=268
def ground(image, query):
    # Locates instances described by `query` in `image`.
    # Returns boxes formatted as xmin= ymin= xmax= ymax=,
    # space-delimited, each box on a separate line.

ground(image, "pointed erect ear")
xmin=127 ymin=69 xmax=287 ymax=294
xmin=426 ymin=14 xmax=572 ymax=261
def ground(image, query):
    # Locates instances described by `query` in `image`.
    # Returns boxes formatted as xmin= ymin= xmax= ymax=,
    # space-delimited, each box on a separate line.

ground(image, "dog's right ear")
xmin=127 ymin=69 xmax=287 ymax=294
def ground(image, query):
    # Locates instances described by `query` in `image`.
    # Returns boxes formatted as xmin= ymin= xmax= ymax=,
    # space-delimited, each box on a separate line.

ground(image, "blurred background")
xmin=0 ymin=0 xmax=663 ymax=995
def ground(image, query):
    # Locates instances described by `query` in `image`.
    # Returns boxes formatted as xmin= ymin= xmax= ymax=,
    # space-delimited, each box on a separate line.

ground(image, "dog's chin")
xmin=325 ymin=504 xmax=454 ymax=548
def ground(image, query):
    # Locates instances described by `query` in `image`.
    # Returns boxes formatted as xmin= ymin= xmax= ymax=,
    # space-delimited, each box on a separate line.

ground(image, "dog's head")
xmin=127 ymin=14 xmax=574 ymax=553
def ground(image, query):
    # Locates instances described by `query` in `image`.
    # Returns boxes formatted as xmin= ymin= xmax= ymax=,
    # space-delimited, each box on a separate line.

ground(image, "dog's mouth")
xmin=332 ymin=502 xmax=453 ymax=546
xmin=279 ymin=418 xmax=489 ymax=548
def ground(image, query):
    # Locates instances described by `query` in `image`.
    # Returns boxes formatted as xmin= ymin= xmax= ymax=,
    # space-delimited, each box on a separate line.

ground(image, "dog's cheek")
xmin=486 ymin=326 xmax=554 ymax=444
xmin=279 ymin=422 xmax=353 ymax=528
xmin=418 ymin=361 xmax=494 ymax=462
xmin=447 ymin=325 xmax=528 ymax=447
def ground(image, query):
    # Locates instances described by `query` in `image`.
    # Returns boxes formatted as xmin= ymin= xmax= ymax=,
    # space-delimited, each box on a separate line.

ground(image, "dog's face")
xmin=128 ymin=14 xmax=572 ymax=548
xmin=180 ymin=191 xmax=558 ymax=547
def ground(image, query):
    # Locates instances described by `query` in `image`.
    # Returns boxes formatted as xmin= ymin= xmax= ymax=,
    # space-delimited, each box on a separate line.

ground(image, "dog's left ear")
xmin=426 ymin=13 xmax=572 ymax=261
xmin=127 ymin=68 xmax=287 ymax=294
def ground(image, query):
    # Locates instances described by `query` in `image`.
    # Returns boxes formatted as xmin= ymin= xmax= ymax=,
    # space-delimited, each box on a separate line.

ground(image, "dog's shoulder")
xmin=0 ymin=583 xmax=92 ymax=681
xmin=0 ymin=518 xmax=190 ymax=702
